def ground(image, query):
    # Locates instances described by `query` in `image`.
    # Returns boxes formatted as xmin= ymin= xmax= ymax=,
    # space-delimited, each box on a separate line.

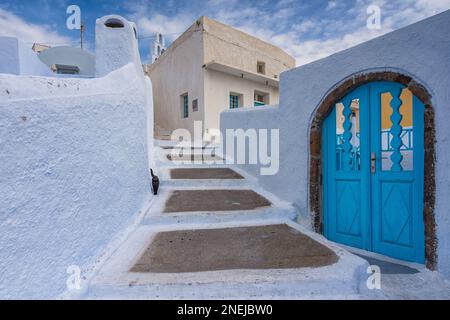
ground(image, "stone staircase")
xmin=83 ymin=142 xmax=374 ymax=299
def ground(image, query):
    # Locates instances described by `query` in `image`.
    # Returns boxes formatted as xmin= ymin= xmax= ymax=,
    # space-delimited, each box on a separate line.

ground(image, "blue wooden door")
xmin=323 ymin=81 xmax=425 ymax=263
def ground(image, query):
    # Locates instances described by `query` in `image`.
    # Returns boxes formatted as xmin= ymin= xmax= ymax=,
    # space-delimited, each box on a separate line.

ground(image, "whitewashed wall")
xmin=0 ymin=36 xmax=52 ymax=76
xmin=204 ymin=70 xmax=279 ymax=141
xmin=38 ymin=46 xmax=95 ymax=77
xmin=95 ymin=15 xmax=143 ymax=77
xmin=221 ymin=11 xmax=450 ymax=278
xmin=0 ymin=16 xmax=152 ymax=299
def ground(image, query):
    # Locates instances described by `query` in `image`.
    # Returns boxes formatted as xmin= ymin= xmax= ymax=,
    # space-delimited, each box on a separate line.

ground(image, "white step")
xmin=140 ymin=183 xmax=297 ymax=228
xmin=84 ymin=221 xmax=378 ymax=300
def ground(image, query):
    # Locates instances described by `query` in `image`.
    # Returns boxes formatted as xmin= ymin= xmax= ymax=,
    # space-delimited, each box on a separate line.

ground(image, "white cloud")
xmin=220 ymin=0 xmax=450 ymax=66
xmin=288 ymin=28 xmax=387 ymax=66
xmin=292 ymin=20 xmax=318 ymax=34
xmin=127 ymin=0 xmax=450 ymax=66
xmin=326 ymin=1 xmax=339 ymax=11
xmin=0 ymin=8 xmax=74 ymax=46
xmin=135 ymin=13 xmax=194 ymax=42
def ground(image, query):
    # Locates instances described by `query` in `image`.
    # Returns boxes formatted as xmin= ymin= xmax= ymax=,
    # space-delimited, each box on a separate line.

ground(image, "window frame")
xmin=181 ymin=93 xmax=189 ymax=118
xmin=192 ymin=98 xmax=198 ymax=112
xmin=254 ymin=90 xmax=269 ymax=107
xmin=257 ymin=61 xmax=266 ymax=75
xmin=229 ymin=93 xmax=241 ymax=109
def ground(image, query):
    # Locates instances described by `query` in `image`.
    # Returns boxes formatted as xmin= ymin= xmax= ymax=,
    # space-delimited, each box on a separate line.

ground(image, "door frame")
xmin=308 ymin=71 xmax=437 ymax=269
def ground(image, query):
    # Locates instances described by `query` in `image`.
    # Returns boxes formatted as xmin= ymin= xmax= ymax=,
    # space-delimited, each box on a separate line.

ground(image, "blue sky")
xmin=1 ymin=0 xmax=449 ymax=65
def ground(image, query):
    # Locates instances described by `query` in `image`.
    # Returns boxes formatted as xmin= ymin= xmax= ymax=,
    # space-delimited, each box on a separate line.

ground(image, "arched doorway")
xmin=309 ymin=72 xmax=436 ymax=268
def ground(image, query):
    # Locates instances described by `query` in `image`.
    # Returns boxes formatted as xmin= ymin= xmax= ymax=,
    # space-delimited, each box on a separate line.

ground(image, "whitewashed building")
xmin=146 ymin=16 xmax=296 ymax=141
xmin=0 ymin=15 xmax=153 ymax=299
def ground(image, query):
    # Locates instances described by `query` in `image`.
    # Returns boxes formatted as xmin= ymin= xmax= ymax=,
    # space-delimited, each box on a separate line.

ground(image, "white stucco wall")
xmin=204 ymin=69 xmax=279 ymax=140
xmin=0 ymin=15 xmax=153 ymax=299
xmin=0 ymin=65 xmax=150 ymax=299
xmin=0 ymin=36 xmax=52 ymax=76
xmin=220 ymin=11 xmax=450 ymax=277
xmin=202 ymin=17 xmax=295 ymax=79
xmin=95 ymin=15 xmax=143 ymax=77
xmin=147 ymin=27 xmax=205 ymax=138
xmin=38 ymin=46 xmax=95 ymax=77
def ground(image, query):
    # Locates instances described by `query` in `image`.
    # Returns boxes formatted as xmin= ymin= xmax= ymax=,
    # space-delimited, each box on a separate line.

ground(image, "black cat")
xmin=150 ymin=169 xmax=160 ymax=195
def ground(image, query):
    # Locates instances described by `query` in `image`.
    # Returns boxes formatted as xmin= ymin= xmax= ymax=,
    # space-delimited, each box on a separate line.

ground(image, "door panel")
xmin=336 ymin=180 xmax=362 ymax=237
xmin=380 ymin=182 xmax=413 ymax=247
xmin=323 ymin=81 xmax=425 ymax=263
xmin=370 ymin=82 xmax=425 ymax=263
xmin=323 ymin=85 xmax=371 ymax=250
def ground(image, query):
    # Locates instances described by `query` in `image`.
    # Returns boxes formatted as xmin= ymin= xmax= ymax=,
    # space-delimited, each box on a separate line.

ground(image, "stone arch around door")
xmin=309 ymin=70 xmax=437 ymax=270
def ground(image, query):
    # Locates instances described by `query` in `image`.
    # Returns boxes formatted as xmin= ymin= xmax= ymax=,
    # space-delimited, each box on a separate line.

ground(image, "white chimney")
xmin=95 ymin=15 xmax=142 ymax=77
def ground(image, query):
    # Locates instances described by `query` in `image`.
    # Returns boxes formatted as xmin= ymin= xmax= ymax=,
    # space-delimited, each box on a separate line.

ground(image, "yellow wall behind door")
xmin=381 ymin=88 xmax=413 ymax=130
xmin=335 ymin=88 xmax=413 ymax=134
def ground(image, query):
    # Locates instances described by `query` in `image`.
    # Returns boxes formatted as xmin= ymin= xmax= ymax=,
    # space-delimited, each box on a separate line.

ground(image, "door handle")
xmin=371 ymin=152 xmax=376 ymax=174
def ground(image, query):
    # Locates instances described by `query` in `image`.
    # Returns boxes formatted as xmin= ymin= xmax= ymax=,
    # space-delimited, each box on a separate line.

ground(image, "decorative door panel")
xmin=323 ymin=81 xmax=425 ymax=263
xmin=380 ymin=182 xmax=413 ymax=247
xmin=323 ymin=85 xmax=371 ymax=250
xmin=370 ymin=82 xmax=425 ymax=262
xmin=335 ymin=181 xmax=362 ymax=237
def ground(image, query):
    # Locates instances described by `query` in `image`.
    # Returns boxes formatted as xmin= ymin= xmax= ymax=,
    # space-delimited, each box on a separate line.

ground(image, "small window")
xmin=257 ymin=61 xmax=266 ymax=75
xmin=104 ymin=18 xmax=125 ymax=28
xmin=181 ymin=93 xmax=189 ymax=118
xmin=254 ymin=91 xmax=269 ymax=107
xmin=192 ymin=99 xmax=198 ymax=112
xmin=51 ymin=64 xmax=80 ymax=75
xmin=229 ymin=93 xmax=241 ymax=109
xmin=255 ymin=94 xmax=264 ymax=103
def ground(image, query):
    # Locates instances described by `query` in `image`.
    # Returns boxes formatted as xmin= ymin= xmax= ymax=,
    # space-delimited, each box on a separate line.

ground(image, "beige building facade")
xmin=147 ymin=16 xmax=296 ymax=140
